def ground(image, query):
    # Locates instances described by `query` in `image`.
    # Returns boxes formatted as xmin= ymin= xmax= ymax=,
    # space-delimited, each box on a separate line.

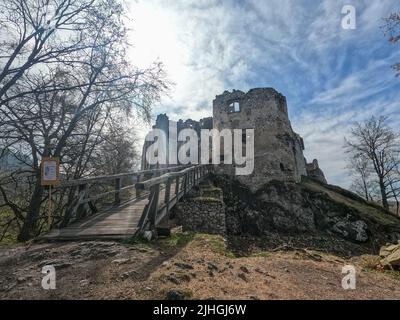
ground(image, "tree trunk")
xmin=362 ymin=178 xmax=369 ymax=201
xmin=17 ymin=179 xmax=43 ymax=241
xmin=379 ymin=177 xmax=389 ymax=210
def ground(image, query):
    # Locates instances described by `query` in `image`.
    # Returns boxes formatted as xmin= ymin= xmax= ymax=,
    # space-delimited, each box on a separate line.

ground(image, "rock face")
xmin=172 ymin=175 xmax=400 ymax=247
xmin=211 ymin=175 xmax=400 ymax=246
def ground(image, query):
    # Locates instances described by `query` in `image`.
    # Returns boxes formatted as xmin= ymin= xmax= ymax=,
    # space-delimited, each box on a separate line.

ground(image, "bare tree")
xmin=90 ymin=117 xmax=140 ymax=175
xmin=345 ymin=116 xmax=400 ymax=211
xmin=0 ymin=0 xmax=102 ymax=100
xmin=385 ymin=154 xmax=400 ymax=216
xmin=0 ymin=0 xmax=169 ymax=241
xmin=348 ymin=155 xmax=377 ymax=202
xmin=383 ymin=11 xmax=400 ymax=75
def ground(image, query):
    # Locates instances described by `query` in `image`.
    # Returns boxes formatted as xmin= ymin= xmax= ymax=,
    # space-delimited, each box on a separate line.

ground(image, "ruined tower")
xmin=142 ymin=87 xmax=326 ymax=192
xmin=213 ymin=88 xmax=307 ymax=191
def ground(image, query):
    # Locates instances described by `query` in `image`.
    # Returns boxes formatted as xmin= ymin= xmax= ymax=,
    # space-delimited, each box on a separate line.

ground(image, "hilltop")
xmin=0 ymin=233 xmax=399 ymax=300
xmin=209 ymin=175 xmax=400 ymax=256
xmin=0 ymin=176 xmax=399 ymax=300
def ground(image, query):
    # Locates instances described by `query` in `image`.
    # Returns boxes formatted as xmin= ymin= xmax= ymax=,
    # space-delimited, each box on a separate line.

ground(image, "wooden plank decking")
xmin=41 ymin=198 xmax=147 ymax=241
xmin=42 ymin=184 xmax=180 ymax=241
xmin=40 ymin=165 xmax=209 ymax=242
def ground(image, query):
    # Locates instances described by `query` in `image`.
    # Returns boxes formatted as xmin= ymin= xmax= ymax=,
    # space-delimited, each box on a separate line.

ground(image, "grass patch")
xmin=360 ymin=255 xmax=380 ymax=269
xmin=156 ymin=232 xmax=196 ymax=248
xmin=364 ymin=267 xmax=400 ymax=282
xmin=250 ymin=251 xmax=271 ymax=258
xmin=301 ymin=179 xmax=400 ymax=226
xmin=360 ymin=255 xmax=400 ymax=282
xmin=194 ymin=233 xmax=236 ymax=258
xmin=124 ymin=238 xmax=154 ymax=251
xmin=192 ymin=197 xmax=223 ymax=203
xmin=0 ymin=208 xmax=18 ymax=246
xmin=129 ymin=231 xmax=237 ymax=258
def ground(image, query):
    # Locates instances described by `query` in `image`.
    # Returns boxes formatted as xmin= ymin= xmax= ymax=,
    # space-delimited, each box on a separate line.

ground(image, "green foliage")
xmin=250 ymin=251 xmax=271 ymax=258
xmin=194 ymin=233 xmax=236 ymax=258
xmin=359 ymin=255 xmax=400 ymax=281
xmin=156 ymin=232 xmax=196 ymax=248
xmin=0 ymin=208 xmax=18 ymax=246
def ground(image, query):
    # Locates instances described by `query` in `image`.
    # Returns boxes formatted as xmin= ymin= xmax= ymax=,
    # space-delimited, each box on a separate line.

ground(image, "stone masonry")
xmin=213 ymin=88 xmax=308 ymax=192
xmin=142 ymin=87 xmax=327 ymax=192
xmin=306 ymin=159 xmax=327 ymax=184
xmin=173 ymin=182 xmax=226 ymax=235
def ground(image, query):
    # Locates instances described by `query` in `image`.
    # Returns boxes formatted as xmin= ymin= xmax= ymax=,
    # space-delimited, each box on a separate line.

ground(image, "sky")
xmin=125 ymin=0 xmax=400 ymax=188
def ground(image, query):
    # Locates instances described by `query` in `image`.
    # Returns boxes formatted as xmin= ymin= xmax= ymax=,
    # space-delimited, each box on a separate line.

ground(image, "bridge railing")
xmin=55 ymin=165 xmax=191 ymax=228
xmin=135 ymin=164 xmax=212 ymax=234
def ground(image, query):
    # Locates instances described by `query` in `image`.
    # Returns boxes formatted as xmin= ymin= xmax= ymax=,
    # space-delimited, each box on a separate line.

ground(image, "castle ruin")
xmin=142 ymin=87 xmax=326 ymax=191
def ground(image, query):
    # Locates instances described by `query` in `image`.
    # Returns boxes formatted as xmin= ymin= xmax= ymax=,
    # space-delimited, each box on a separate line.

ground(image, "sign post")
xmin=40 ymin=157 xmax=60 ymax=228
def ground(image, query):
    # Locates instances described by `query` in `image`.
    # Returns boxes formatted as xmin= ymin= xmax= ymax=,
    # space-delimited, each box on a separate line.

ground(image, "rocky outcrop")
xmin=306 ymin=159 xmax=327 ymax=184
xmin=211 ymin=175 xmax=400 ymax=247
xmin=380 ymin=243 xmax=400 ymax=268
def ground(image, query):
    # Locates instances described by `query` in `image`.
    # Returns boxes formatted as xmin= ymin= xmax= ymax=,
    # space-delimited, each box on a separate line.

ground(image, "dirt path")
xmin=0 ymin=233 xmax=399 ymax=300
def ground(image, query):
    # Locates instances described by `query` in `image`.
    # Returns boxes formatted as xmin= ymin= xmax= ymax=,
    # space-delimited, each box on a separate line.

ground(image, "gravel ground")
xmin=0 ymin=233 xmax=399 ymax=300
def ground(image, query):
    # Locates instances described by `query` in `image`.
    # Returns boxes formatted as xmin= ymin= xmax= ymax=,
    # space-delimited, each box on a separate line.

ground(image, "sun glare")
xmin=126 ymin=1 xmax=184 ymax=84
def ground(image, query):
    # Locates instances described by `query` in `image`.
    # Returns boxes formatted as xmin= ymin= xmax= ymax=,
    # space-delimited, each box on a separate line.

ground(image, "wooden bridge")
xmin=42 ymin=165 xmax=212 ymax=241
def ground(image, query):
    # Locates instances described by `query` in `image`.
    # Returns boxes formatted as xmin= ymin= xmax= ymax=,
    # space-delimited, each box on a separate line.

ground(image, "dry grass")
xmin=1 ymin=233 xmax=400 ymax=300
xmin=301 ymin=179 xmax=400 ymax=227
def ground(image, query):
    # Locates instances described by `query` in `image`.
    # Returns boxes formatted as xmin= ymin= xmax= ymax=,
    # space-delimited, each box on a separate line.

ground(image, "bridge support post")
xmin=164 ymin=178 xmax=171 ymax=209
xmin=114 ymin=178 xmax=121 ymax=205
xmin=136 ymin=174 xmax=142 ymax=198
xmin=76 ymin=184 xmax=89 ymax=220
xmin=149 ymin=184 xmax=160 ymax=230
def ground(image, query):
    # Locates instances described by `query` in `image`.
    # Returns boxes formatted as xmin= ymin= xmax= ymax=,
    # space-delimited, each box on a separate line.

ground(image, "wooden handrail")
xmin=57 ymin=164 xmax=212 ymax=231
xmin=135 ymin=166 xmax=201 ymax=190
xmin=136 ymin=164 xmax=212 ymax=233
xmin=58 ymin=165 xmax=190 ymax=187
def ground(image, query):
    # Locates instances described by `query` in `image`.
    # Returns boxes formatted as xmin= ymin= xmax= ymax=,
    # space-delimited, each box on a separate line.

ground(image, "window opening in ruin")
xmin=280 ymin=163 xmax=285 ymax=171
xmin=220 ymin=155 xmax=225 ymax=163
xmin=228 ymin=101 xmax=240 ymax=113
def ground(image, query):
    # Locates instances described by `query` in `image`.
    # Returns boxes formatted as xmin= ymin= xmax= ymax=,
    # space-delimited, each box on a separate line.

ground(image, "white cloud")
xmin=127 ymin=0 xmax=400 ymax=187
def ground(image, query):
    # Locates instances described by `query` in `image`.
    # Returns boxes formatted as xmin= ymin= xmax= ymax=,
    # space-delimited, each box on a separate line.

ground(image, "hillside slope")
xmin=1 ymin=176 xmax=400 ymax=300
xmin=212 ymin=175 xmax=400 ymax=256
xmin=0 ymin=234 xmax=399 ymax=300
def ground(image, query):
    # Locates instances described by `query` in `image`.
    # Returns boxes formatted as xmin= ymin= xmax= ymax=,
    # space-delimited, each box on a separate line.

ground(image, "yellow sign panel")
xmin=41 ymin=157 xmax=60 ymax=186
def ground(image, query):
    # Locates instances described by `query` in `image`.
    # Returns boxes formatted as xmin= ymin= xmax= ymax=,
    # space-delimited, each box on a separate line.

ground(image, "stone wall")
xmin=306 ymin=159 xmax=327 ymax=184
xmin=173 ymin=183 xmax=226 ymax=235
xmin=141 ymin=87 xmax=328 ymax=192
xmin=213 ymin=88 xmax=307 ymax=192
xmin=141 ymin=113 xmax=213 ymax=170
